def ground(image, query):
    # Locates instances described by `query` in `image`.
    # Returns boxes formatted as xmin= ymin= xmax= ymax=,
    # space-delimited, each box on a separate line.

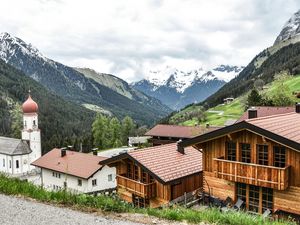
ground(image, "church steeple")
xmin=21 ymin=92 xmax=41 ymax=166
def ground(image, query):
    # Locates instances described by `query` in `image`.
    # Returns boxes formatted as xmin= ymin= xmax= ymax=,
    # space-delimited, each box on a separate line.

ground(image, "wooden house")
xmin=101 ymin=143 xmax=202 ymax=208
xmin=145 ymin=124 xmax=221 ymax=146
xmin=179 ymin=105 xmax=300 ymax=215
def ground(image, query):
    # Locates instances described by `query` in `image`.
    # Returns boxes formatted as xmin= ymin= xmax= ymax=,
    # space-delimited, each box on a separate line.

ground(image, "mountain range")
xmin=166 ymin=9 xmax=300 ymax=124
xmin=131 ymin=65 xmax=243 ymax=110
xmin=0 ymin=32 xmax=171 ymax=125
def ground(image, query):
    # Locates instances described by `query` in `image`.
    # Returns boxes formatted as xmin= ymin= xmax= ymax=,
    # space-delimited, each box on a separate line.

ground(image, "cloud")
xmin=0 ymin=0 xmax=300 ymax=82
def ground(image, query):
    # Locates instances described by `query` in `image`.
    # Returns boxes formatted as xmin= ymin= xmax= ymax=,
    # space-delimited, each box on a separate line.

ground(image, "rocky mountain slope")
xmin=73 ymin=67 xmax=168 ymax=112
xmin=0 ymin=32 xmax=171 ymax=125
xmin=131 ymin=65 xmax=243 ymax=110
xmin=274 ymin=9 xmax=300 ymax=45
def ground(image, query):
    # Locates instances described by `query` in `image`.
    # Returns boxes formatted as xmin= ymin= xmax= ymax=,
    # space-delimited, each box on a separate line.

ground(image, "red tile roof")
xmin=237 ymin=106 xmax=294 ymax=122
xmin=145 ymin=124 xmax=221 ymax=138
xmin=127 ymin=143 xmax=202 ymax=183
xmin=246 ymin=112 xmax=300 ymax=144
xmin=31 ymin=149 xmax=107 ymax=179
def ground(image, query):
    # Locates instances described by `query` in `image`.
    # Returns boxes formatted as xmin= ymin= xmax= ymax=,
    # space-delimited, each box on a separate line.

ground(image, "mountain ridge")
xmin=0 ymin=32 xmax=171 ymax=125
xmin=131 ymin=65 xmax=243 ymax=110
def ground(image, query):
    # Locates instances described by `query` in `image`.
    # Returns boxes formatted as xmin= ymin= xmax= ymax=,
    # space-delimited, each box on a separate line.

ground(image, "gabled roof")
xmin=145 ymin=124 xmax=221 ymax=138
xmin=0 ymin=137 xmax=31 ymax=155
xmin=101 ymin=143 xmax=202 ymax=184
xmin=237 ymin=106 xmax=295 ymax=122
xmin=31 ymin=149 xmax=107 ymax=179
xmin=180 ymin=112 xmax=300 ymax=152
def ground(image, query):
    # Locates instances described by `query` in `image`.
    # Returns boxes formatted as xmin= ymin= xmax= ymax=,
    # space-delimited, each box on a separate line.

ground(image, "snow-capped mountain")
xmin=131 ymin=65 xmax=244 ymax=110
xmin=274 ymin=9 xmax=300 ymax=45
xmin=0 ymin=32 xmax=171 ymax=125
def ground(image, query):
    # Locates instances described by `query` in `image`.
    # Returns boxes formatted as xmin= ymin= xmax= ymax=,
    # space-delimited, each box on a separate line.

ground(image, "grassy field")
xmin=0 ymin=175 xmax=295 ymax=225
xmin=171 ymin=74 xmax=300 ymax=127
xmin=180 ymin=97 xmax=245 ymax=126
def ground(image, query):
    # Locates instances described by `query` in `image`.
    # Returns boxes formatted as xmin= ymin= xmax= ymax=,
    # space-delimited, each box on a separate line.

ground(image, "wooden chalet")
xmin=101 ymin=143 xmax=202 ymax=208
xmin=145 ymin=124 xmax=221 ymax=146
xmin=179 ymin=105 xmax=300 ymax=215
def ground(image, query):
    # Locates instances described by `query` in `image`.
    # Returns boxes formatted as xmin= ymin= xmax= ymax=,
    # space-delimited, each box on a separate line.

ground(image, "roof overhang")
xmin=179 ymin=121 xmax=300 ymax=152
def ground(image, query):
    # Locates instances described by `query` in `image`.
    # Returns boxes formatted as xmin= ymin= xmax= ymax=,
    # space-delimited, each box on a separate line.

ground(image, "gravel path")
xmin=0 ymin=194 xmax=142 ymax=225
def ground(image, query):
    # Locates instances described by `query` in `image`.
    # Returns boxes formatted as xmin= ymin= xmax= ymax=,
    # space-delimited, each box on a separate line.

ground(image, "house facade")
xmin=0 ymin=93 xmax=41 ymax=175
xmin=179 ymin=106 xmax=300 ymax=215
xmin=32 ymin=148 xmax=116 ymax=193
xmin=101 ymin=143 xmax=203 ymax=208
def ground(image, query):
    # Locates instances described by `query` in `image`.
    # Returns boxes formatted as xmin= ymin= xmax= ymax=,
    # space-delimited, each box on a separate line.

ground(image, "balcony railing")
xmin=116 ymin=175 xmax=156 ymax=198
xmin=213 ymin=157 xmax=290 ymax=190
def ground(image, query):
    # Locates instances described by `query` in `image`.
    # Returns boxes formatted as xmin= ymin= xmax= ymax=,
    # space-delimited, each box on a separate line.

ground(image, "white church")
xmin=0 ymin=93 xmax=41 ymax=175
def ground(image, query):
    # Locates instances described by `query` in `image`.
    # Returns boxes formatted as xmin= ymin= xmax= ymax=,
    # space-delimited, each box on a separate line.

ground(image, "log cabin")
xmin=145 ymin=124 xmax=221 ymax=146
xmin=100 ymin=143 xmax=203 ymax=208
xmin=179 ymin=104 xmax=300 ymax=216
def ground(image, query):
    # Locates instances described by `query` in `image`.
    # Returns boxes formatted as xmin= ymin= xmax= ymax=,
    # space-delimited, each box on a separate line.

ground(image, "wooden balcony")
xmin=213 ymin=157 xmax=290 ymax=190
xmin=117 ymin=175 xmax=156 ymax=198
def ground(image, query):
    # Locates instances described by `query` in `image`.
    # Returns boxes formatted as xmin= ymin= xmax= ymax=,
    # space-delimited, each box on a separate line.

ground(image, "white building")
xmin=0 ymin=93 xmax=41 ymax=175
xmin=32 ymin=148 xmax=116 ymax=193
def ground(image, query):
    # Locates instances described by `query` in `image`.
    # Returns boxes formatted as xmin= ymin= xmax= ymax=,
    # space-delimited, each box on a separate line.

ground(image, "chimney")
xmin=248 ymin=107 xmax=257 ymax=119
xmin=67 ymin=145 xmax=73 ymax=151
xmin=177 ymin=140 xmax=185 ymax=154
xmin=296 ymin=103 xmax=300 ymax=113
xmin=61 ymin=148 xmax=67 ymax=157
xmin=92 ymin=148 xmax=98 ymax=156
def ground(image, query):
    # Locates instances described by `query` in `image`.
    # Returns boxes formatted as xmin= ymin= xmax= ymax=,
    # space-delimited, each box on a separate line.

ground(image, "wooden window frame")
xmin=273 ymin=146 xmax=286 ymax=168
xmin=257 ymin=145 xmax=268 ymax=166
xmin=240 ymin=143 xmax=251 ymax=163
xmin=226 ymin=142 xmax=237 ymax=161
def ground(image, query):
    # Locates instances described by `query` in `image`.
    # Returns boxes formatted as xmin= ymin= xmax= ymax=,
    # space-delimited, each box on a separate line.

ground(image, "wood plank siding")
xmin=114 ymin=158 xmax=202 ymax=207
xmin=196 ymin=129 xmax=300 ymax=214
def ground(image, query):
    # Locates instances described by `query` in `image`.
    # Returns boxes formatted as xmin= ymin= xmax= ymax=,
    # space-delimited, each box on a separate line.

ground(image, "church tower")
xmin=21 ymin=92 xmax=41 ymax=167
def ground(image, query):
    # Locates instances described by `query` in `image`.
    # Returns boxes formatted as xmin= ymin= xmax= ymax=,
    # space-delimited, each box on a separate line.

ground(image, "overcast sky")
xmin=0 ymin=0 xmax=300 ymax=82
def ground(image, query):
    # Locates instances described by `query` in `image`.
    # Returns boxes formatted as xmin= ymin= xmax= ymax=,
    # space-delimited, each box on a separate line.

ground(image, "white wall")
xmin=41 ymin=165 xmax=116 ymax=193
xmin=0 ymin=153 xmax=30 ymax=175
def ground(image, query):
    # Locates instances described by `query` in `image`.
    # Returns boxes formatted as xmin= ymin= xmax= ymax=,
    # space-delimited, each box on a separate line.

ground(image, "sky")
xmin=0 ymin=0 xmax=300 ymax=82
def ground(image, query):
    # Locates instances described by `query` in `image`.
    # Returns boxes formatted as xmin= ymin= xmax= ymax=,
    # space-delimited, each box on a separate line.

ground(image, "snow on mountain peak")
xmin=0 ymin=32 xmax=47 ymax=62
xmin=143 ymin=65 xmax=243 ymax=93
xmin=274 ymin=9 xmax=300 ymax=45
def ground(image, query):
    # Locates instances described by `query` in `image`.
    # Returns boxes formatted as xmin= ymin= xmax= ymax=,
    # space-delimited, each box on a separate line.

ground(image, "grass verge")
xmin=0 ymin=174 xmax=295 ymax=225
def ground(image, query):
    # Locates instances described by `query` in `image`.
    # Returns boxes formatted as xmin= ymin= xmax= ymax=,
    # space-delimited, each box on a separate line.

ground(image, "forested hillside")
xmin=0 ymin=59 xmax=95 ymax=153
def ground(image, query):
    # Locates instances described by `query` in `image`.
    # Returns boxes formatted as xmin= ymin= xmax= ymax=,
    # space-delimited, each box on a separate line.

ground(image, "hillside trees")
xmin=92 ymin=114 xmax=137 ymax=149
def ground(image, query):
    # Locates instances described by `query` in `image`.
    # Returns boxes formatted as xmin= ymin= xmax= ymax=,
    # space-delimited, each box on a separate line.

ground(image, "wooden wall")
xmin=274 ymin=186 xmax=300 ymax=215
xmin=197 ymin=129 xmax=300 ymax=214
xmin=112 ymin=158 xmax=203 ymax=207
xmin=203 ymin=171 xmax=235 ymax=201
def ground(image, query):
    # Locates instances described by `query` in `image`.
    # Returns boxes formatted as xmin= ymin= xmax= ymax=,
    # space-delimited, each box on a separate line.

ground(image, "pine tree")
xmin=121 ymin=116 xmax=135 ymax=145
xmin=247 ymin=89 xmax=262 ymax=107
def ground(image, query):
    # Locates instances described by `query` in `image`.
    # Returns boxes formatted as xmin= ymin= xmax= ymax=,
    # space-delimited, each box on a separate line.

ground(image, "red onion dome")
xmin=22 ymin=95 xmax=38 ymax=113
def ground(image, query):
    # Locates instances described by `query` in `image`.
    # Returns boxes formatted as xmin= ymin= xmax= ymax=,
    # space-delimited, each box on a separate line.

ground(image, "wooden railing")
xmin=117 ymin=175 xmax=156 ymax=198
xmin=213 ymin=157 xmax=290 ymax=190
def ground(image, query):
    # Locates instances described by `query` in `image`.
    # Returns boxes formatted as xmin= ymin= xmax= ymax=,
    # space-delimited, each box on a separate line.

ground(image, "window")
xmin=257 ymin=145 xmax=268 ymax=165
xmin=16 ymin=160 xmax=19 ymax=169
xmin=9 ymin=160 xmax=11 ymax=169
xmin=3 ymin=159 xmax=5 ymax=167
xmin=108 ymin=174 xmax=112 ymax=182
xmin=226 ymin=142 xmax=236 ymax=161
xmin=262 ymin=187 xmax=273 ymax=213
xmin=63 ymin=182 xmax=67 ymax=189
xmin=274 ymin=146 xmax=286 ymax=168
xmin=248 ymin=185 xmax=260 ymax=213
xmin=141 ymin=169 xmax=147 ymax=183
xmin=127 ymin=162 xmax=133 ymax=179
xmin=78 ymin=179 xmax=82 ymax=186
xmin=134 ymin=165 xmax=139 ymax=181
xmin=92 ymin=179 xmax=97 ymax=186
xmin=33 ymin=120 xmax=36 ymax=126
xmin=241 ymin=143 xmax=251 ymax=163
xmin=236 ymin=183 xmax=247 ymax=204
